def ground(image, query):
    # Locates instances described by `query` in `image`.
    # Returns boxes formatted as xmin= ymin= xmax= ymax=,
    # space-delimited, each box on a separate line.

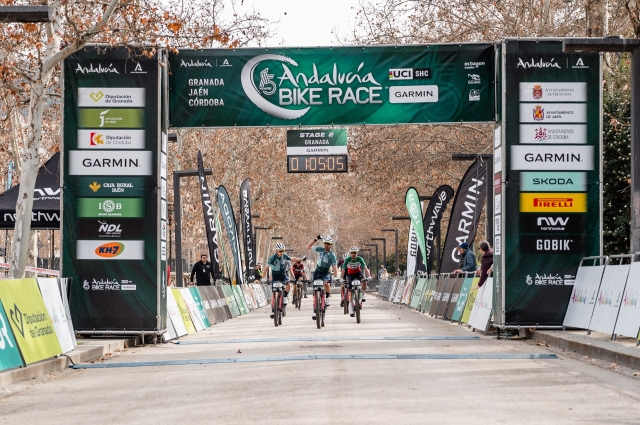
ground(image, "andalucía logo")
xmin=597 ymin=291 xmax=613 ymax=306
xmin=241 ymin=54 xmax=381 ymax=120
xmin=75 ymin=63 xmax=120 ymax=74
xmin=571 ymin=289 xmax=588 ymax=304
xmin=516 ymin=58 xmax=561 ymax=69
xmin=95 ymin=242 xmax=124 ymax=258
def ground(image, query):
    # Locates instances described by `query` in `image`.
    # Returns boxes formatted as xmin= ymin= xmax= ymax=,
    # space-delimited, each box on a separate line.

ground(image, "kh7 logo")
xmin=95 ymin=242 xmax=124 ymax=258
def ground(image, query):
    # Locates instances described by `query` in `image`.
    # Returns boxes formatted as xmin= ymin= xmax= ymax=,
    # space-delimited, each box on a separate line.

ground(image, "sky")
xmin=232 ymin=0 xmax=363 ymax=47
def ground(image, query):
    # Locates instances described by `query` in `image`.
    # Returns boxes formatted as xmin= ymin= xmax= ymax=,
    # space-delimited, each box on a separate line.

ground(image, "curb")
xmin=0 ymin=336 xmax=139 ymax=388
xmin=531 ymin=330 xmax=640 ymax=370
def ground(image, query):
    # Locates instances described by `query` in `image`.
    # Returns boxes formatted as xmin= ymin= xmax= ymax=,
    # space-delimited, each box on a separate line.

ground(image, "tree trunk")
xmin=587 ymin=0 xmax=608 ymax=37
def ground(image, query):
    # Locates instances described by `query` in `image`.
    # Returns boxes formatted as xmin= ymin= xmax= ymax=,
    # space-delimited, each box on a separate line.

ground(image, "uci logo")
xmin=388 ymin=68 xmax=413 ymax=80
xmin=95 ymin=242 xmax=124 ymax=258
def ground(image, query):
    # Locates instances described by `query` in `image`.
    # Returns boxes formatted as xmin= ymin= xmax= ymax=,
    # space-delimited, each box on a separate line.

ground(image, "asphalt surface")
xmin=1 ymin=297 xmax=639 ymax=424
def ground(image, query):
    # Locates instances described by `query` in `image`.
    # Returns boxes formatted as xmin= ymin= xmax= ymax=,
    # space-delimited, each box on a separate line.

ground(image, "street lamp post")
xmin=254 ymin=225 xmax=271 ymax=267
xmin=382 ymin=228 xmax=398 ymax=275
xmin=364 ymin=244 xmax=379 ymax=277
xmin=371 ymin=238 xmax=387 ymax=270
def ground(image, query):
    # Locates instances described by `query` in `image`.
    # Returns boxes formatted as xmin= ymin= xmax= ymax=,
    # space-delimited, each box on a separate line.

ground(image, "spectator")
xmin=379 ymin=265 xmax=389 ymax=280
xmin=254 ymin=263 xmax=263 ymax=281
xmin=473 ymin=241 xmax=493 ymax=289
xmin=452 ymin=242 xmax=477 ymax=276
xmin=190 ymin=254 xmax=214 ymax=286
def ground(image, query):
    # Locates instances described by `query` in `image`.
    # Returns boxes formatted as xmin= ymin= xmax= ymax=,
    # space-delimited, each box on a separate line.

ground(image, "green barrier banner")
xmin=460 ymin=278 xmax=480 ymax=324
xmin=0 ymin=299 xmax=24 ymax=371
xmin=189 ymin=287 xmax=211 ymax=328
xmin=222 ymin=286 xmax=240 ymax=317
xmin=498 ymin=40 xmax=602 ymax=326
xmin=0 ymin=279 xmax=62 ymax=364
xmin=410 ymin=278 xmax=427 ymax=309
xmin=232 ymin=286 xmax=248 ymax=315
xmin=169 ymin=44 xmax=494 ymax=127
xmin=451 ymin=277 xmax=474 ymax=322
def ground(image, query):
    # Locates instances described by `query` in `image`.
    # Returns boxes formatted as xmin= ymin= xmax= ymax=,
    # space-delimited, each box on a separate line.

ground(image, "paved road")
xmin=2 ymin=297 xmax=640 ymax=424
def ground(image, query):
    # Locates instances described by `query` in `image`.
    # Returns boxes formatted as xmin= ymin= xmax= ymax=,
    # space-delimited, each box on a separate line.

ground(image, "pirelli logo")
xmin=520 ymin=193 xmax=587 ymax=213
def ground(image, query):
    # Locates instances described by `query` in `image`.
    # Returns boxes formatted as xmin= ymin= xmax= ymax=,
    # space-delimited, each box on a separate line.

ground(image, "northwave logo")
xmin=517 ymin=58 xmax=561 ymax=69
xmin=241 ymin=54 xmax=381 ymax=120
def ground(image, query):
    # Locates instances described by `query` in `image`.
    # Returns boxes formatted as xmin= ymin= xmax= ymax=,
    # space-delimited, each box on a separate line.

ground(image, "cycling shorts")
xmin=313 ymin=270 xmax=331 ymax=282
xmin=271 ymin=273 xmax=289 ymax=286
xmin=346 ymin=272 xmax=365 ymax=283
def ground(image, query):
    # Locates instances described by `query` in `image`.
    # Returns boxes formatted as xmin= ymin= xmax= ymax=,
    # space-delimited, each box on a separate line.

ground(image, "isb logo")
xmin=388 ymin=68 xmax=431 ymax=80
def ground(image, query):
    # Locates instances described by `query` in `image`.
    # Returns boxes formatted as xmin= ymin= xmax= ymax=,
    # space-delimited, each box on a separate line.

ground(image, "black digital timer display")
xmin=287 ymin=155 xmax=348 ymax=173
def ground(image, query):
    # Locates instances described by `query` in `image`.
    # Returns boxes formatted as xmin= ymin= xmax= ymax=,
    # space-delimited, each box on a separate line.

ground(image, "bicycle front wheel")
xmin=343 ymin=286 xmax=349 ymax=315
xmin=355 ymin=289 xmax=361 ymax=324
xmin=273 ymin=292 xmax=279 ymax=327
xmin=315 ymin=292 xmax=322 ymax=330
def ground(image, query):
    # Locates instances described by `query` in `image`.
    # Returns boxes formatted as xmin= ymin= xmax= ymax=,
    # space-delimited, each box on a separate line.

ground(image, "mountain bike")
xmin=271 ymin=280 xmax=285 ymax=327
xmin=341 ymin=280 xmax=350 ymax=315
xmin=347 ymin=279 xmax=363 ymax=324
xmin=292 ymin=279 xmax=308 ymax=310
xmin=312 ymin=280 xmax=326 ymax=329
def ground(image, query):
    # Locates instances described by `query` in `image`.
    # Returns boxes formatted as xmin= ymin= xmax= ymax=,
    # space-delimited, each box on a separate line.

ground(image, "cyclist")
xmin=341 ymin=246 xmax=372 ymax=312
xmin=291 ymin=259 xmax=308 ymax=301
xmin=337 ymin=253 xmax=347 ymax=271
xmin=306 ymin=235 xmax=338 ymax=320
xmin=266 ymin=242 xmax=306 ymax=319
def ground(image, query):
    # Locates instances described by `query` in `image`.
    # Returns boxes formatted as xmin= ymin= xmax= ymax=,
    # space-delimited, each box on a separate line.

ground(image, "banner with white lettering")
xmin=217 ymin=185 xmax=244 ymax=284
xmin=240 ymin=179 xmax=255 ymax=281
xmin=498 ymin=40 xmax=601 ymax=326
xmin=63 ymin=46 xmax=164 ymax=332
xmin=197 ymin=151 xmax=220 ymax=279
xmin=423 ymin=185 xmax=454 ymax=275
xmin=440 ymin=159 xmax=487 ymax=273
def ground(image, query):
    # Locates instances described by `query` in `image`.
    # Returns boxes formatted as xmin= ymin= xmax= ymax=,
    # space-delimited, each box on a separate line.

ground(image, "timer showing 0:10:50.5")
xmin=287 ymin=155 xmax=348 ymax=173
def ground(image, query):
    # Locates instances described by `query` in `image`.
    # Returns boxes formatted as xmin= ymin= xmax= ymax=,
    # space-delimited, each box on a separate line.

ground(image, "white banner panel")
xmin=179 ymin=288 xmax=205 ymax=331
xmin=588 ymin=263 xmax=630 ymax=335
xmin=37 ymin=278 xmax=75 ymax=354
xmin=58 ymin=278 xmax=77 ymax=346
xmin=469 ymin=278 xmax=493 ymax=331
xmin=393 ymin=280 xmax=405 ymax=303
xmin=519 ymin=103 xmax=587 ymax=123
xmin=519 ymin=82 xmax=587 ymax=102
xmin=389 ymin=85 xmax=438 ymax=103
xmin=76 ymin=240 xmax=145 ymax=260
xmin=511 ymin=145 xmax=594 ymax=171
xmin=166 ymin=287 xmax=187 ymax=337
xmin=562 ymin=263 xmax=605 ymax=329
xmin=613 ymin=261 xmax=640 ymax=338
xmin=77 ymin=129 xmax=145 ymax=149
xmin=164 ymin=312 xmax=178 ymax=341
xmin=78 ymin=87 xmax=145 ymax=107
xmin=69 ymin=150 xmax=152 ymax=176
xmin=286 ymin=146 xmax=348 ymax=155
xmin=519 ymin=124 xmax=587 ymax=144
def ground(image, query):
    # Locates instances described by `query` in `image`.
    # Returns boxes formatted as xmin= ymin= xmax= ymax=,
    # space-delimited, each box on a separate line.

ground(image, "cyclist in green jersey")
xmin=341 ymin=246 xmax=372 ymax=305
xmin=306 ymin=235 xmax=338 ymax=315
xmin=266 ymin=242 xmax=306 ymax=318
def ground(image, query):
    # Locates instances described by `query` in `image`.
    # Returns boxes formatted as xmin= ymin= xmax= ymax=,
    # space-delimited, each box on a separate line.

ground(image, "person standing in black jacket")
xmin=190 ymin=254 xmax=215 ymax=286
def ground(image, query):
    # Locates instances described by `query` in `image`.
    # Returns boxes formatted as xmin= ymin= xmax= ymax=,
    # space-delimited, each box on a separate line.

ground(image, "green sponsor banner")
xmin=76 ymin=177 xmax=146 ymax=197
xmin=78 ymin=108 xmax=144 ymax=128
xmin=405 ymin=188 xmax=427 ymax=265
xmin=64 ymin=47 xmax=160 ymax=332
xmin=451 ymin=276 xmax=474 ymax=322
xmin=410 ymin=278 xmax=427 ymax=309
xmin=221 ymin=285 xmax=240 ymax=316
xmin=169 ymin=44 xmax=494 ymax=127
xmin=232 ymin=286 xmax=248 ymax=315
xmin=520 ymin=172 xmax=587 ymax=192
xmin=77 ymin=198 xmax=145 ymax=218
xmin=189 ymin=287 xmax=211 ymax=328
xmin=0 ymin=299 xmax=24 ymax=371
xmin=500 ymin=40 xmax=601 ymax=326
xmin=460 ymin=279 xmax=480 ymax=324
xmin=0 ymin=279 xmax=62 ymax=365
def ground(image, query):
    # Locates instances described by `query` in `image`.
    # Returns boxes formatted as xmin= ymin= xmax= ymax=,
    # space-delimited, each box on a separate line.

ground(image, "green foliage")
xmin=602 ymin=79 xmax=631 ymax=255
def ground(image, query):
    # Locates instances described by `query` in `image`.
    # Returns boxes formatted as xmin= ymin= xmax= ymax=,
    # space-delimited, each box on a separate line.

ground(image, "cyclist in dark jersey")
xmin=341 ymin=246 xmax=372 ymax=304
xmin=291 ymin=259 xmax=308 ymax=301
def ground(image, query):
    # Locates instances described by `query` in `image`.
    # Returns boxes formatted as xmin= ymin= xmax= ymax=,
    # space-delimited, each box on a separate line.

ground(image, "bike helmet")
xmin=349 ymin=246 xmax=359 ymax=253
xmin=323 ymin=236 xmax=334 ymax=244
xmin=275 ymin=242 xmax=286 ymax=250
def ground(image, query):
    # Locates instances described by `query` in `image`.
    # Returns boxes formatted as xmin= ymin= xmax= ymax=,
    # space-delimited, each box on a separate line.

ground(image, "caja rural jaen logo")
xmin=241 ymin=54 xmax=382 ymax=120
